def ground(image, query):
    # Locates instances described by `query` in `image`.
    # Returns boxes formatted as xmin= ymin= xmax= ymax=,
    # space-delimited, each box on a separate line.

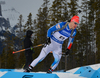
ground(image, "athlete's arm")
xmin=47 ymin=23 xmax=62 ymax=37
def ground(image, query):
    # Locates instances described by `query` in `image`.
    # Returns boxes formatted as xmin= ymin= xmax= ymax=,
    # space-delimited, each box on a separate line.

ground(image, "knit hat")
xmin=71 ymin=15 xmax=79 ymax=23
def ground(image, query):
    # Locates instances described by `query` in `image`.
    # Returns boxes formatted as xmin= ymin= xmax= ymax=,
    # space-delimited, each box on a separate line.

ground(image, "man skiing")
xmin=24 ymin=15 xmax=79 ymax=73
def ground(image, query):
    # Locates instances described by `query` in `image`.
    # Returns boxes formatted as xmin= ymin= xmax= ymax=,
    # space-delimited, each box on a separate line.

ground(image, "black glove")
xmin=46 ymin=37 xmax=51 ymax=45
xmin=65 ymin=49 xmax=70 ymax=55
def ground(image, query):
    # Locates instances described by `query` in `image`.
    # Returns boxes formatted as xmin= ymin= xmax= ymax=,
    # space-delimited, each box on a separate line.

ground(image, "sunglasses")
xmin=74 ymin=22 xmax=78 ymax=25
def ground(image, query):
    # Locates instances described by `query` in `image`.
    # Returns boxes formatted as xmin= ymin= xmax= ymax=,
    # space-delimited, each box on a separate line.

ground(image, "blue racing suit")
xmin=47 ymin=22 xmax=76 ymax=49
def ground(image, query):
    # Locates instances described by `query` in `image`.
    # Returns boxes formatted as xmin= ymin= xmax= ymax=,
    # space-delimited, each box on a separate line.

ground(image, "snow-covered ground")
xmin=0 ymin=63 xmax=100 ymax=78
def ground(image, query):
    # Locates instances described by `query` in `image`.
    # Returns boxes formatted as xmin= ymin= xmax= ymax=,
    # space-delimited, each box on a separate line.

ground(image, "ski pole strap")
xmin=53 ymin=22 xmax=69 ymax=33
xmin=70 ymin=29 xmax=74 ymax=38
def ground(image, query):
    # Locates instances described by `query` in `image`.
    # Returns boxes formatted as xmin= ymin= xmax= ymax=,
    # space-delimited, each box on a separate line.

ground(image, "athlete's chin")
xmin=74 ymin=26 xmax=77 ymax=29
xmin=72 ymin=27 xmax=75 ymax=29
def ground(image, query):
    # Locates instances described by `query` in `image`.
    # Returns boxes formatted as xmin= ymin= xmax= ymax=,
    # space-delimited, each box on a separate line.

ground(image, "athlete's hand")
xmin=46 ymin=37 xmax=51 ymax=45
xmin=66 ymin=49 xmax=70 ymax=55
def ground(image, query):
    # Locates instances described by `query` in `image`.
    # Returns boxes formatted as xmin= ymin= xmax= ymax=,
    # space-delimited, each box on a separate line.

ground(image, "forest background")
xmin=0 ymin=0 xmax=100 ymax=72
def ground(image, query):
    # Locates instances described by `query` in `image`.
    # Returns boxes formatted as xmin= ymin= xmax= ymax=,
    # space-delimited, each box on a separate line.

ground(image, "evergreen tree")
xmin=6 ymin=47 xmax=15 ymax=69
xmin=16 ymin=14 xmax=24 ymax=38
xmin=48 ymin=0 xmax=69 ymax=26
xmin=68 ymin=0 xmax=79 ymax=16
xmin=0 ymin=49 xmax=7 ymax=68
xmin=79 ymin=0 xmax=95 ymax=66
xmin=25 ymin=13 xmax=33 ymax=30
xmin=73 ymin=0 xmax=96 ymax=68
xmin=94 ymin=0 xmax=100 ymax=63
xmin=87 ymin=0 xmax=96 ymax=64
xmin=17 ymin=50 xmax=25 ymax=68
xmin=23 ymin=13 xmax=35 ymax=42
xmin=23 ymin=13 xmax=34 ymax=38
xmin=1 ymin=31 xmax=17 ymax=68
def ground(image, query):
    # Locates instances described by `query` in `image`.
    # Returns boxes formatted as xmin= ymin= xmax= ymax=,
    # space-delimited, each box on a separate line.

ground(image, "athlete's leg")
xmin=30 ymin=47 xmax=49 ymax=67
xmin=47 ymin=44 xmax=62 ymax=73
xmin=31 ymin=39 xmax=59 ymax=67
xmin=51 ymin=52 xmax=62 ymax=70
xmin=24 ymin=46 xmax=50 ymax=72
xmin=26 ymin=40 xmax=54 ymax=71
xmin=47 ymin=52 xmax=62 ymax=73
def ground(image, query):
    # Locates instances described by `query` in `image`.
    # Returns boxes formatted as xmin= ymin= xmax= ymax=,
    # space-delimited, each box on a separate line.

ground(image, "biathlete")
xmin=24 ymin=15 xmax=79 ymax=73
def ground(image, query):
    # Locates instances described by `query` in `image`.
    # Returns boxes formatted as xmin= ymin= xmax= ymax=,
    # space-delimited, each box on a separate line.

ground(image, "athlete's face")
xmin=71 ymin=21 xmax=79 ymax=29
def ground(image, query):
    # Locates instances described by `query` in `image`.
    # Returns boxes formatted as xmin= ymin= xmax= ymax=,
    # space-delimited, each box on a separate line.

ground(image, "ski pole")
xmin=13 ymin=43 xmax=45 ymax=54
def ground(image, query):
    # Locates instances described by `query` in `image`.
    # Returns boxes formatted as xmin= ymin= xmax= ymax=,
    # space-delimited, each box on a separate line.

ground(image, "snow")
xmin=2 ymin=7 xmax=20 ymax=27
xmin=0 ymin=71 xmax=7 ymax=77
xmin=0 ymin=63 xmax=100 ymax=78
xmin=0 ymin=36 xmax=5 ymax=40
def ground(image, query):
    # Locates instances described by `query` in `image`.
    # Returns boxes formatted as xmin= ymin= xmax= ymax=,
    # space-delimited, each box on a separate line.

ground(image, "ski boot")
xmin=24 ymin=65 xmax=33 ymax=72
xmin=47 ymin=68 xmax=53 ymax=73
